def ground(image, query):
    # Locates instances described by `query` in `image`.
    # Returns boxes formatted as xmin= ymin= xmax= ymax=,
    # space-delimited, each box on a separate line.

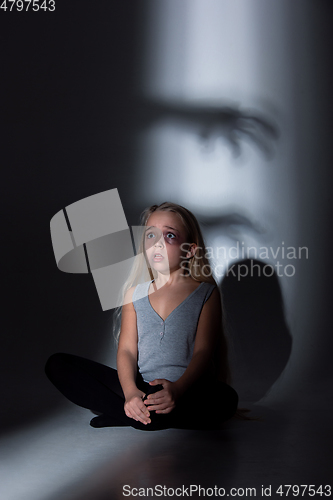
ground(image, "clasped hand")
xmin=144 ymin=379 xmax=179 ymax=414
xmin=124 ymin=379 xmax=179 ymax=426
xmin=124 ymin=389 xmax=151 ymax=425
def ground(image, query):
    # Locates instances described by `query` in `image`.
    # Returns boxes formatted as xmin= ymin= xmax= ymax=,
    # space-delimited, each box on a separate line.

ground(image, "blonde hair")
xmin=112 ymin=201 xmax=231 ymax=383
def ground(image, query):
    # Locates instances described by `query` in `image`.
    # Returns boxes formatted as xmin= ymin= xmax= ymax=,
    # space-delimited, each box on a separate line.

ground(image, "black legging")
xmin=45 ymin=353 xmax=238 ymax=431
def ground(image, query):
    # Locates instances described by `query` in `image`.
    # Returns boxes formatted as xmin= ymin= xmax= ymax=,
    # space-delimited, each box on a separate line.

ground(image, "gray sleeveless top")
xmin=132 ymin=280 xmax=216 ymax=382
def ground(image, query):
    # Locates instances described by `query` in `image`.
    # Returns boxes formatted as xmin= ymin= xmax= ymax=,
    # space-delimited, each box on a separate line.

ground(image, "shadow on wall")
xmin=132 ymin=98 xmax=279 ymax=159
xmin=221 ymin=259 xmax=292 ymax=402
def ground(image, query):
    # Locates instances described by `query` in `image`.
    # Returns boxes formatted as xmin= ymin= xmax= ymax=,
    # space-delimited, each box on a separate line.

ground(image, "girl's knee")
xmin=44 ymin=352 xmax=68 ymax=379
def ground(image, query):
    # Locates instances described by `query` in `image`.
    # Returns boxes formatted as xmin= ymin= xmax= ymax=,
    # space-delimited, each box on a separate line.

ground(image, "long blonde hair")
xmin=112 ymin=202 xmax=231 ymax=383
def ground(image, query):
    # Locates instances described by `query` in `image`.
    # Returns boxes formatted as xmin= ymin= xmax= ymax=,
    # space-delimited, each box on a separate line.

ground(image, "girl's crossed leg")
xmin=45 ymin=353 xmax=238 ymax=431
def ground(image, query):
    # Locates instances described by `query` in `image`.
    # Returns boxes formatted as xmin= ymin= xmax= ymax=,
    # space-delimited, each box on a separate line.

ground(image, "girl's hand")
xmin=144 ymin=379 xmax=180 ymax=414
xmin=124 ymin=390 xmax=151 ymax=425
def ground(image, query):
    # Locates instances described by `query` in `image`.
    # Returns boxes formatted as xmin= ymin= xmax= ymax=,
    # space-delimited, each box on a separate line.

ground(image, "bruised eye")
xmin=166 ymin=232 xmax=176 ymax=240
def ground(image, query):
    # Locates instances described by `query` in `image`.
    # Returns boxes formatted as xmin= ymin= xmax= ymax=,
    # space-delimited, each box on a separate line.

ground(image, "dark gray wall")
xmin=0 ymin=1 xmax=142 ymax=432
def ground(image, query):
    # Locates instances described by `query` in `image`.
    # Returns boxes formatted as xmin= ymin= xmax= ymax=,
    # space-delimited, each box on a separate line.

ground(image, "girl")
xmin=45 ymin=202 xmax=238 ymax=430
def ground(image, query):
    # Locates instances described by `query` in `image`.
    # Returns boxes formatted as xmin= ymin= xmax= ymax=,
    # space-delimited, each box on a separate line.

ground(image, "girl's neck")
xmin=152 ymin=270 xmax=194 ymax=290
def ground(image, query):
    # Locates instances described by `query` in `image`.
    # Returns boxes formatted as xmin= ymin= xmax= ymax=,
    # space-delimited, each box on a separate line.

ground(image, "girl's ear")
xmin=186 ymin=243 xmax=197 ymax=259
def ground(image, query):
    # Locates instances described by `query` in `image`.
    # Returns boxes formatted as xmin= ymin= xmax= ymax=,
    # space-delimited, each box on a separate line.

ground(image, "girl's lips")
xmin=153 ymin=254 xmax=164 ymax=261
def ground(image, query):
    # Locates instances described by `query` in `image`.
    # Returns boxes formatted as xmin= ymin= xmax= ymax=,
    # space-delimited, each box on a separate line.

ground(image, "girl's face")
xmin=144 ymin=211 xmax=193 ymax=276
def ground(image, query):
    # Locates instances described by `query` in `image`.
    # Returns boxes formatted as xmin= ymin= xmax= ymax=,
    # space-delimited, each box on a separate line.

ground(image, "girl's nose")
xmin=155 ymin=238 xmax=164 ymax=248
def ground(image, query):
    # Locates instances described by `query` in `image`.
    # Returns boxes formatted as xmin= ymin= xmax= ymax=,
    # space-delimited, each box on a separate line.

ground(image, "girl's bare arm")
xmin=117 ymin=287 xmax=151 ymax=424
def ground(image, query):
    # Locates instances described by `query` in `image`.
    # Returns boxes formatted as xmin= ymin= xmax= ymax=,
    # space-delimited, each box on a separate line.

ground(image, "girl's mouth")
xmin=153 ymin=253 xmax=164 ymax=262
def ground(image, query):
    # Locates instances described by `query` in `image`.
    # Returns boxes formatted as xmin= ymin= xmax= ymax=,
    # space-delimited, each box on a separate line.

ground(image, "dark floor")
xmin=1 ymin=397 xmax=331 ymax=500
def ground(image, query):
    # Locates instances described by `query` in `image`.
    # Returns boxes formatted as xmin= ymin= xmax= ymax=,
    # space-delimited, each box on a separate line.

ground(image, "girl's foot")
xmin=90 ymin=415 xmax=122 ymax=428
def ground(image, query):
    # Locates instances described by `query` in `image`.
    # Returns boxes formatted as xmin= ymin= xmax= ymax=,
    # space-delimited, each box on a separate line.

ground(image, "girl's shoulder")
xmin=196 ymin=279 xmax=217 ymax=290
xmin=123 ymin=286 xmax=136 ymax=307
xmin=128 ymin=280 xmax=152 ymax=303
xmin=200 ymin=281 xmax=218 ymax=302
xmin=200 ymin=280 xmax=217 ymax=289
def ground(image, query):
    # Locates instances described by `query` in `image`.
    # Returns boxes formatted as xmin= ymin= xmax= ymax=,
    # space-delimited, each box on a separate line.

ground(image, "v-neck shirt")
xmin=132 ymin=280 xmax=216 ymax=382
